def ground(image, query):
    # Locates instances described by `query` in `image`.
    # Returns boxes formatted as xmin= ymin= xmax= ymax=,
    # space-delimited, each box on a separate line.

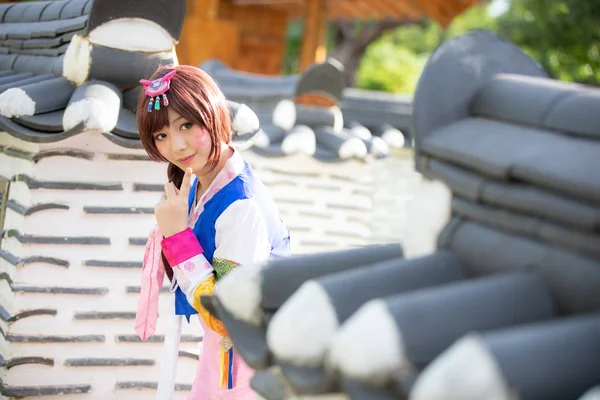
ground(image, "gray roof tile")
xmin=0 ymin=73 xmax=55 ymax=92
xmin=52 ymin=54 xmax=64 ymax=75
xmin=87 ymin=0 xmax=185 ymax=41
xmin=0 ymin=71 xmax=32 ymax=84
xmin=3 ymin=2 xmax=27 ymax=23
xmin=60 ymin=0 xmax=90 ymax=19
xmin=9 ymin=42 xmax=70 ymax=57
xmin=20 ymin=2 xmax=54 ymax=22
xmin=22 ymin=30 xmax=81 ymax=49
xmin=113 ymin=108 xmax=139 ymax=139
xmin=0 ymin=38 xmax=24 ymax=49
xmin=0 ymin=54 xmax=17 ymax=70
xmin=0 ymin=15 xmax=87 ymax=40
xmin=0 ymin=115 xmax=84 ymax=143
xmin=102 ymin=132 xmax=143 ymax=149
xmin=40 ymin=0 xmax=69 ymax=21
xmin=0 ymin=16 xmax=407 ymax=165
xmin=12 ymin=54 xmax=62 ymax=75
xmin=0 ymin=4 xmax=13 ymax=22
xmin=83 ymin=0 xmax=92 ymax=15
xmin=13 ymin=109 xmax=64 ymax=133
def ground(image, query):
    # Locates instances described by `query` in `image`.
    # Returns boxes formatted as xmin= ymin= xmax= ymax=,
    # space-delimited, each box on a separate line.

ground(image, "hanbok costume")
xmin=133 ymin=69 xmax=290 ymax=400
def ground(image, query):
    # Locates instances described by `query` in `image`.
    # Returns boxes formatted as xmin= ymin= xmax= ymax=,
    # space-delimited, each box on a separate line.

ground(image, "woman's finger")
xmin=164 ymin=182 xmax=177 ymax=200
xmin=180 ymin=168 xmax=193 ymax=198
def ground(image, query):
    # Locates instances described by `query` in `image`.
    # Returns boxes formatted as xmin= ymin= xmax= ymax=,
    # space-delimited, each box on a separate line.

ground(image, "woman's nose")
xmin=170 ymin=132 xmax=187 ymax=152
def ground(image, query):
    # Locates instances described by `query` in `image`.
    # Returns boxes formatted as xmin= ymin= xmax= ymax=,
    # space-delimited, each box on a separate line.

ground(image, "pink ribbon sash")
xmin=135 ymin=225 xmax=165 ymax=340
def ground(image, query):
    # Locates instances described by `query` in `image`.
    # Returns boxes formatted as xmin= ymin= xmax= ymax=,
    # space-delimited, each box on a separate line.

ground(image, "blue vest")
xmin=175 ymin=161 xmax=290 ymax=317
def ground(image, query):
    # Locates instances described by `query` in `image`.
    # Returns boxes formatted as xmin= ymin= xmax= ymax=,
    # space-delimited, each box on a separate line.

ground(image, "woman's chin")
xmin=189 ymin=160 xmax=207 ymax=176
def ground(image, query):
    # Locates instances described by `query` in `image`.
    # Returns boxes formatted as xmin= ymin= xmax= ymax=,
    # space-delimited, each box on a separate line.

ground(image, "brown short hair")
xmin=136 ymin=65 xmax=232 ymax=176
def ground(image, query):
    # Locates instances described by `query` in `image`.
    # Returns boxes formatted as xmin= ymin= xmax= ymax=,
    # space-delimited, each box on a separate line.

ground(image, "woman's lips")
xmin=179 ymin=154 xmax=196 ymax=164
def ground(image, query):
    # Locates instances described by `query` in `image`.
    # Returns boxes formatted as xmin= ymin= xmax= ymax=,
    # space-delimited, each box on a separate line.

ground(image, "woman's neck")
xmin=196 ymin=143 xmax=234 ymax=193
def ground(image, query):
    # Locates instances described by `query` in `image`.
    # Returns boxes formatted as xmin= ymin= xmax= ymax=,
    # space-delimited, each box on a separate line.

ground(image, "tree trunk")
xmin=329 ymin=20 xmax=411 ymax=87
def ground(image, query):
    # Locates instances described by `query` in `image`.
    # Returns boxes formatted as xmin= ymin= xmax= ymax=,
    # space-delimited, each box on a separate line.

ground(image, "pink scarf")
xmin=135 ymin=225 xmax=165 ymax=340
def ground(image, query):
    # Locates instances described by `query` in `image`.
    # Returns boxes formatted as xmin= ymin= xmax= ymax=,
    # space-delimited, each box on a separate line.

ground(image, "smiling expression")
xmin=153 ymin=107 xmax=212 ymax=174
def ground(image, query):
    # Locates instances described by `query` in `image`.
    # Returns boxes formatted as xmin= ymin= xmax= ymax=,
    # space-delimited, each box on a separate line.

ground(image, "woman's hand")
xmin=155 ymin=168 xmax=193 ymax=238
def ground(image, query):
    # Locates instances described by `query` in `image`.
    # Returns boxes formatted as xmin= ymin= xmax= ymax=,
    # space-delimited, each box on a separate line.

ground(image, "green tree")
xmin=497 ymin=0 xmax=600 ymax=85
xmin=356 ymin=4 xmax=498 ymax=94
xmin=356 ymin=41 xmax=427 ymax=93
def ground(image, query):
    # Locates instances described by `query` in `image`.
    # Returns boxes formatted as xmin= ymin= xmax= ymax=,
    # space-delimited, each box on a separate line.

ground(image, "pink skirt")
xmin=187 ymin=317 xmax=257 ymax=400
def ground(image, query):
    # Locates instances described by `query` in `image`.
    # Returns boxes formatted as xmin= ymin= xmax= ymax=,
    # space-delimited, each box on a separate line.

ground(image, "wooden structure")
xmin=177 ymin=0 xmax=479 ymax=75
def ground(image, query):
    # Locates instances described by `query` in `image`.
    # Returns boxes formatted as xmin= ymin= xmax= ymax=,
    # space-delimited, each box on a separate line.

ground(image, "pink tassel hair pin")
xmin=140 ymin=70 xmax=176 ymax=112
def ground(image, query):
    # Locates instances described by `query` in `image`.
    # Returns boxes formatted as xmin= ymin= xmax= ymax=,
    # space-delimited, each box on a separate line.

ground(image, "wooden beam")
xmin=187 ymin=0 xmax=221 ymax=19
xmin=371 ymin=0 xmax=411 ymax=19
xmin=379 ymin=0 xmax=423 ymax=19
xmin=299 ymin=0 xmax=328 ymax=71
xmin=441 ymin=0 xmax=479 ymax=23
xmin=358 ymin=0 xmax=398 ymax=19
xmin=232 ymin=0 xmax=298 ymax=4
xmin=411 ymin=0 xmax=446 ymax=25
xmin=329 ymin=0 xmax=406 ymax=20
xmin=433 ymin=0 xmax=462 ymax=26
xmin=327 ymin=0 xmax=357 ymax=20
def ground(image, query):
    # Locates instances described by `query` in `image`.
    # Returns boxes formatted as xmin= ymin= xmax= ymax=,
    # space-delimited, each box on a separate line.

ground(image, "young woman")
xmin=134 ymin=64 xmax=290 ymax=399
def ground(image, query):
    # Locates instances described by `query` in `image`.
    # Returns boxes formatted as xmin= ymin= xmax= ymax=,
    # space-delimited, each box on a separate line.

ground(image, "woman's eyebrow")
xmin=169 ymin=116 xmax=184 ymax=125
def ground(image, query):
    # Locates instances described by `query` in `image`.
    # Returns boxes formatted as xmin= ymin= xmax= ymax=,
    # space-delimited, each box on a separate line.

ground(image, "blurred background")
xmin=0 ymin=0 xmax=598 ymax=398
xmin=173 ymin=0 xmax=599 ymax=91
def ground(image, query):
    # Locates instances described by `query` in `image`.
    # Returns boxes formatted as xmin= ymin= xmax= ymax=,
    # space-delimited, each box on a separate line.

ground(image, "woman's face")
xmin=152 ymin=108 xmax=212 ymax=175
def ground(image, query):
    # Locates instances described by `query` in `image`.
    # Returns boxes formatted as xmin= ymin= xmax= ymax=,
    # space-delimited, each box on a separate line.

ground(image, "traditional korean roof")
xmin=0 ymin=0 xmax=411 ymax=163
xmin=202 ymin=59 xmax=411 ymax=162
xmin=0 ymin=0 xmax=262 ymax=150
xmin=201 ymin=30 xmax=600 ymax=400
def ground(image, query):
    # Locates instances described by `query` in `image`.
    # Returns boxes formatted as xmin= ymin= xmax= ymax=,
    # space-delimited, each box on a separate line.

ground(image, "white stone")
xmin=89 ymin=18 xmax=175 ymax=52
xmin=338 ymin=137 xmax=368 ymax=160
xmin=326 ymin=299 xmax=404 ymax=386
xmin=232 ymin=103 xmax=260 ymax=135
xmin=267 ymin=281 xmax=339 ymax=366
xmin=272 ymin=99 xmax=296 ymax=131
xmin=62 ymin=97 xmax=119 ymax=133
xmin=215 ymin=261 xmax=264 ymax=325
xmin=410 ymin=334 xmax=514 ymax=400
xmin=0 ymin=88 xmax=35 ymax=118
xmin=63 ymin=34 xmax=92 ymax=85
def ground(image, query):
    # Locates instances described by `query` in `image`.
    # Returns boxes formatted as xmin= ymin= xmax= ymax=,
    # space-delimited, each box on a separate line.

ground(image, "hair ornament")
xmin=140 ymin=70 xmax=176 ymax=112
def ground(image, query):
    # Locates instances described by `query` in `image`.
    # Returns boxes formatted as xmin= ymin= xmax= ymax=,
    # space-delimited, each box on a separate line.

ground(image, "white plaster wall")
xmin=1 ymin=134 xmax=39 ymax=399
xmin=1 ymin=131 xmax=447 ymax=399
xmin=242 ymin=151 xmax=373 ymax=254
xmin=2 ymin=133 xmax=196 ymax=400
xmin=0 ymin=132 xmax=374 ymax=399
xmin=370 ymin=148 xmax=452 ymax=258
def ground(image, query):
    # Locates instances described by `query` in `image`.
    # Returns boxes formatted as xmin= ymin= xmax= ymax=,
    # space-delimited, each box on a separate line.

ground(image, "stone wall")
xmin=1 ymin=135 xmax=40 ymax=399
xmin=0 ymin=132 xmax=441 ymax=399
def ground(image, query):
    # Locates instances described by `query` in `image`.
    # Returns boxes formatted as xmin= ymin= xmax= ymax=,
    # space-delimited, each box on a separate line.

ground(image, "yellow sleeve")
xmin=191 ymin=276 xmax=228 ymax=337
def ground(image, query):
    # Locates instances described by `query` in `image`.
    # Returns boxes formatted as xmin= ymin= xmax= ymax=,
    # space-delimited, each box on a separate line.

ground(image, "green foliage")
xmin=356 ymin=39 xmax=427 ymax=93
xmin=355 ymin=4 xmax=499 ymax=94
xmin=281 ymin=20 xmax=302 ymax=75
xmin=353 ymin=0 xmax=598 ymax=93
xmin=281 ymin=20 xmax=337 ymax=75
xmin=282 ymin=0 xmax=598 ymax=90
xmin=497 ymin=0 xmax=600 ymax=85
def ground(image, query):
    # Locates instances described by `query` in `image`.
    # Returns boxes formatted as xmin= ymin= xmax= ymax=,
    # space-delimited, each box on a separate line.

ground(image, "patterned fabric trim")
xmin=213 ymin=258 xmax=239 ymax=281
xmin=192 ymin=276 xmax=228 ymax=336
xmin=161 ymin=228 xmax=203 ymax=266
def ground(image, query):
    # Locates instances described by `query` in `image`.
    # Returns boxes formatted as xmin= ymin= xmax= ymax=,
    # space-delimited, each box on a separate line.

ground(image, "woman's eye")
xmin=154 ymin=133 xmax=167 ymax=141
xmin=181 ymin=122 xmax=193 ymax=131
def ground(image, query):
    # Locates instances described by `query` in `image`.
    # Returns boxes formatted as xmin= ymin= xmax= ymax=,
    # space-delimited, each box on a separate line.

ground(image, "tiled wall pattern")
xmin=0 ymin=132 xmax=435 ymax=399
